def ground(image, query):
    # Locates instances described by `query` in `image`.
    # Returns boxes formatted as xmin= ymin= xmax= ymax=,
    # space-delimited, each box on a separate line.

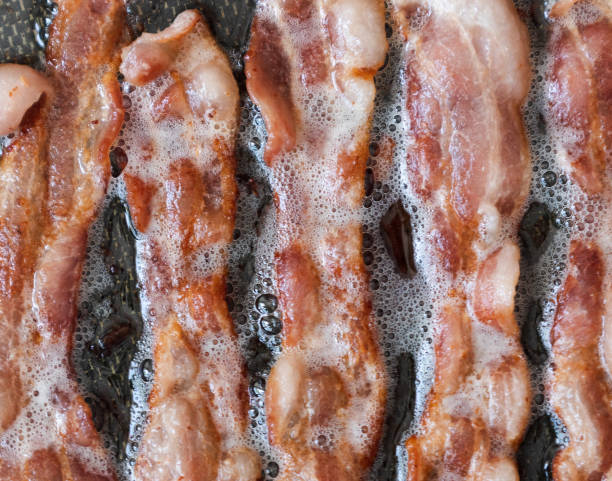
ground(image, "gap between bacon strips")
xmin=0 ymin=0 xmax=126 ymax=479
xmin=391 ymin=0 xmax=533 ymax=479
xmin=118 ymin=10 xmax=261 ymax=481
xmin=244 ymin=0 xmax=388 ymax=479
xmin=546 ymin=1 xmax=612 ymax=479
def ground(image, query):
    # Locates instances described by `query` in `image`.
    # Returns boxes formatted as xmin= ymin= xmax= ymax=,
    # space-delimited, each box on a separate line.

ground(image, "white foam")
xmin=0 ymin=311 xmax=112 ymax=477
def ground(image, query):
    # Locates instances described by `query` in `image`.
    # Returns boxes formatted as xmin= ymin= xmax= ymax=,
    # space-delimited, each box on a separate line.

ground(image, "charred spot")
xmin=380 ymin=201 xmax=417 ymax=278
xmin=519 ymin=202 xmax=553 ymax=264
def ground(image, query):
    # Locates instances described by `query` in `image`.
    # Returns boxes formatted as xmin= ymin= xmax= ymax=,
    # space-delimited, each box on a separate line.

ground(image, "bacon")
xmin=0 ymin=64 xmax=53 ymax=135
xmin=244 ymin=0 xmax=387 ymax=479
xmin=547 ymin=0 xmax=612 ymax=196
xmin=391 ymin=0 xmax=533 ymax=478
xmin=118 ymin=11 xmax=260 ymax=480
xmin=0 ymin=97 xmax=49 ymax=438
xmin=546 ymin=2 xmax=612 ymax=479
xmin=549 ymin=242 xmax=612 ymax=480
xmin=0 ymin=0 xmax=126 ymax=478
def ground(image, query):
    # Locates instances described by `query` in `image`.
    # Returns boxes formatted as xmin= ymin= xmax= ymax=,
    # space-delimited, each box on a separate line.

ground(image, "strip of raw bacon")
xmin=244 ymin=0 xmax=387 ymax=479
xmin=546 ymin=1 xmax=612 ymax=479
xmin=391 ymin=1 xmax=533 ymax=479
xmin=0 ymin=0 xmax=125 ymax=479
xmin=118 ymin=10 xmax=261 ymax=481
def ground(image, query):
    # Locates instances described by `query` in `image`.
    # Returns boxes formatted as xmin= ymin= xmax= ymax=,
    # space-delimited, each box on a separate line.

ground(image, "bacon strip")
xmin=546 ymin=2 xmax=612 ymax=479
xmin=244 ymin=1 xmax=387 ymax=479
xmin=0 ymin=0 xmax=125 ymax=478
xmin=118 ymin=11 xmax=260 ymax=481
xmin=391 ymin=1 xmax=533 ymax=478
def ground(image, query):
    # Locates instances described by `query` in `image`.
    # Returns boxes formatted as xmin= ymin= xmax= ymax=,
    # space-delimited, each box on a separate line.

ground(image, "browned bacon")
xmin=118 ymin=11 xmax=260 ymax=480
xmin=391 ymin=0 xmax=533 ymax=479
xmin=244 ymin=0 xmax=388 ymax=479
xmin=546 ymin=2 xmax=612 ymax=479
xmin=0 ymin=0 xmax=126 ymax=479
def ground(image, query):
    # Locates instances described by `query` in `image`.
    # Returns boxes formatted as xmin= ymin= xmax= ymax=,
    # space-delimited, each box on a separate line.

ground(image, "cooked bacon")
xmin=118 ymin=11 xmax=260 ymax=480
xmin=244 ymin=0 xmax=387 ymax=479
xmin=392 ymin=0 xmax=533 ymax=478
xmin=546 ymin=2 xmax=612 ymax=479
xmin=0 ymin=0 xmax=125 ymax=478
xmin=0 ymin=64 xmax=53 ymax=135
xmin=547 ymin=0 xmax=612 ymax=196
xmin=549 ymin=242 xmax=612 ymax=480
xmin=0 ymin=97 xmax=49 ymax=440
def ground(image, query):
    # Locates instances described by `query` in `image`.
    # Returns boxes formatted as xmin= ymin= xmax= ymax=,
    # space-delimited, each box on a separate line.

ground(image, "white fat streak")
xmin=0 ymin=185 xmax=116 ymax=475
xmin=439 ymin=322 xmax=523 ymax=444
